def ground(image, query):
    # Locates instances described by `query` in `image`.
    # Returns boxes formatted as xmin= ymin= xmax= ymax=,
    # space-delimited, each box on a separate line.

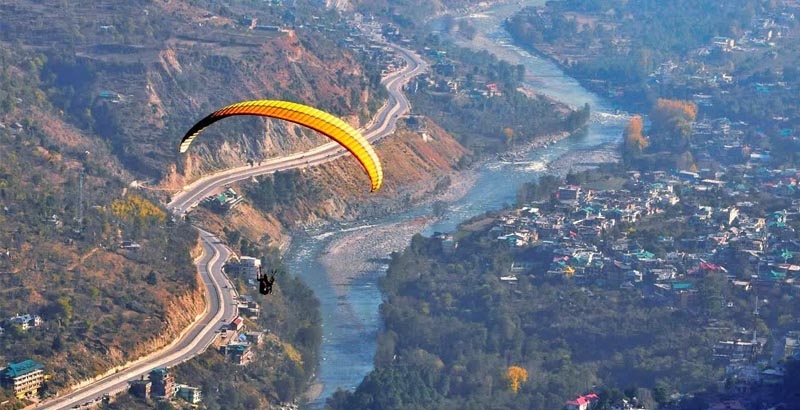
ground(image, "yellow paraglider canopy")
xmin=179 ymin=100 xmax=383 ymax=192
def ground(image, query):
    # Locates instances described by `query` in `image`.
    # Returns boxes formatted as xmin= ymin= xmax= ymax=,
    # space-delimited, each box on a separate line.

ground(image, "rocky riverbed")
xmin=302 ymin=1 xmax=627 ymax=403
xmin=319 ymin=169 xmax=478 ymax=290
xmin=318 ymin=142 xmax=619 ymax=294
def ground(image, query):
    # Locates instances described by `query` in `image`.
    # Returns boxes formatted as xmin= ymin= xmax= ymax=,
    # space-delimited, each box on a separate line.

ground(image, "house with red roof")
xmin=229 ymin=316 xmax=244 ymax=332
xmin=565 ymin=393 xmax=599 ymax=410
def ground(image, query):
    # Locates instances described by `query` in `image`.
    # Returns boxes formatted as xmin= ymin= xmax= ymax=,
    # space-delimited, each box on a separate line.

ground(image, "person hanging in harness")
xmin=258 ymin=268 xmax=277 ymax=295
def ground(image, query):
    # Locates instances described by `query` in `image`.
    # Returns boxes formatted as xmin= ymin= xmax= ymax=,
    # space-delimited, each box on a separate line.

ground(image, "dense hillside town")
xmin=325 ymin=0 xmax=800 ymax=408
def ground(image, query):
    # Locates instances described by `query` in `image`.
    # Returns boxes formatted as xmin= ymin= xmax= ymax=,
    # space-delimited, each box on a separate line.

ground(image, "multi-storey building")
xmin=1 ymin=360 xmax=45 ymax=399
xmin=177 ymin=385 xmax=202 ymax=404
xmin=148 ymin=367 xmax=176 ymax=399
xmin=238 ymin=256 xmax=261 ymax=282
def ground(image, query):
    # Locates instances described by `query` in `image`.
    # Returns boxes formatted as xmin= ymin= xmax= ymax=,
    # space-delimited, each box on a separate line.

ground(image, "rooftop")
xmin=4 ymin=360 xmax=44 ymax=378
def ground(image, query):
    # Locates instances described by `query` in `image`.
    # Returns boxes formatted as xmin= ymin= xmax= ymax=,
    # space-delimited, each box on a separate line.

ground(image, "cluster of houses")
xmin=477 ymin=168 xmax=800 ymax=293
xmin=119 ymin=254 xmax=269 ymax=402
xmin=218 ymin=315 xmax=265 ymax=366
xmin=405 ymin=48 xmax=507 ymax=99
xmin=342 ymin=26 xmax=413 ymax=79
xmin=225 ymin=255 xmax=266 ymax=292
xmin=0 ymin=357 xmax=203 ymax=406
xmin=200 ymin=187 xmax=245 ymax=214
xmin=129 ymin=367 xmax=202 ymax=405
xmin=440 ymin=162 xmax=800 ymax=406
xmin=0 ymin=313 xmax=43 ymax=334
xmin=483 ymin=180 xmax=683 ymax=285
xmin=344 ymin=18 xmax=509 ymax=101
xmin=217 ymin=255 xmax=269 ymax=365
xmin=659 ymin=10 xmax=797 ymax=93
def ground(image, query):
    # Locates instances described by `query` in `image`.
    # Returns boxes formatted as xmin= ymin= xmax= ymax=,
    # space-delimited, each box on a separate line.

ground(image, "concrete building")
xmin=8 ymin=314 xmax=43 ymax=331
xmin=129 ymin=378 xmax=152 ymax=399
xmin=2 ymin=360 xmax=45 ymax=399
xmin=558 ymin=185 xmax=583 ymax=203
xmin=237 ymin=295 xmax=261 ymax=319
xmin=229 ymin=316 xmax=244 ymax=332
xmin=177 ymin=385 xmax=202 ymax=404
xmin=238 ymin=256 xmax=261 ymax=282
xmin=221 ymin=343 xmax=254 ymax=365
xmin=148 ymin=367 xmax=176 ymax=399
xmin=565 ymin=393 xmax=599 ymax=410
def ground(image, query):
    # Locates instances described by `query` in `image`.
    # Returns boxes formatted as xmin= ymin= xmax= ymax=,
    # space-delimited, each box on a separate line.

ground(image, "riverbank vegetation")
xmin=323 ymin=195 xmax=722 ymax=409
xmin=403 ymin=33 xmax=591 ymax=157
xmin=622 ymin=98 xmax=698 ymax=170
xmin=504 ymin=0 xmax=800 ymax=163
xmin=324 ymin=159 xmax=800 ymax=408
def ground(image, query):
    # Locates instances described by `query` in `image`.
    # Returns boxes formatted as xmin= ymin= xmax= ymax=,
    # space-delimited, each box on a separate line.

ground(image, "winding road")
xmin=36 ymin=40 xmax=427 ymax=410
xmin=167 ymin=41 xmax=427 ymax=216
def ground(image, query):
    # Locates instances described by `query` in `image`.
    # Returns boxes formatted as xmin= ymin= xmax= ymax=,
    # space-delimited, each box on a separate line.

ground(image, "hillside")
xmin=0 ymin=0 xmax=468 ymax=404
xmin=0 ymin=37 xmax=204 ymax=398
xmin=2 ymin=0 xmax=384 ymax=183
xmin=0 ymin=0 xmax=583 ymax=406
xmin=0 ymin=0 xmax=385 ymax=403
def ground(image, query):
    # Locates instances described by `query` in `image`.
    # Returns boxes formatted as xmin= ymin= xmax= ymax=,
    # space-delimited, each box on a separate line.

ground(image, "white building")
xmin=238 ymin=256 xmax=261 ymax=282
xmin=177 ymin=384 xmax=202 ymax=404
xmin=8 ymin=314 xmax=42 ymax=331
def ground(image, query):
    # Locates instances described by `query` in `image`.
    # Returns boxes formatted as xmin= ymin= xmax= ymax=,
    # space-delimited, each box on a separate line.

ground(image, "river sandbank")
xmin=303 ymin=4 xmax=623 ymax=401
xmin=319 ymin=168 xmax=479 ymax=291
xmin=317 ymin=139 xmax=618 ymax=294
xmin=547 ymin=143 xmax=621 ymax=176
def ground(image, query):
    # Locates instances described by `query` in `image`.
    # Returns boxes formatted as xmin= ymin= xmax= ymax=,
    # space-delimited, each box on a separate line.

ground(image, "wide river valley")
xmin=286 ymin=1 xmax=629 ymax=407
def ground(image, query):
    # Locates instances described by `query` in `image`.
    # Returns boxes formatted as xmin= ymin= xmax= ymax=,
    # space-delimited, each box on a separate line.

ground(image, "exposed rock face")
xmin=174 ymin=116 xmax=473 ymax=251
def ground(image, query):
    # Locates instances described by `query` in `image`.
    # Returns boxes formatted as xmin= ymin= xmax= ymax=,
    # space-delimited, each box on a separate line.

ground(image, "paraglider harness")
xmin=258 ymin=268 xmax=277 ymax=295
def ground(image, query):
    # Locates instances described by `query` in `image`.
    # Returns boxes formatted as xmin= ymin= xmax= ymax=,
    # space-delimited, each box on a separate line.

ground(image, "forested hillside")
xmin=326 ymin=227 xmax=725 ymax=409
xmin=505 ymin=0 xmax=800 ymax=120
xmin=0 ymin=39 xmax=204 ymax=400
xmin=0 ymin=0 xmax=376 ymax=404
xmin=0 ymin=0 xmax=588 ymax=406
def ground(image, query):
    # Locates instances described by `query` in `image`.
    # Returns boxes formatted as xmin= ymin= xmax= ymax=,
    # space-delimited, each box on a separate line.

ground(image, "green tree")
xmin=51 ymin=333 xmax=63 ymax=352
xmin=57 ymin=296 xmax=73 ymax=324
xmin=697 ymin=271 xmax=726 ymax=318
xmin=145 ymin=271 xmax=158 ymax=286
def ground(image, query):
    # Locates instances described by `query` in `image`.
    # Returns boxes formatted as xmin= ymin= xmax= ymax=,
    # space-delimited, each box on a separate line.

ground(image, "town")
xmin=437 ymin=154 xmax=800 ymax=408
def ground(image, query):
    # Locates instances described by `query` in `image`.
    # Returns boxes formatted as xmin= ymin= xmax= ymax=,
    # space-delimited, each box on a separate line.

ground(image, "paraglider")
xmin=179 ymin=100 xmax=383 ymax=192
xmin=258 ymin=268 xmax=276 ymax=296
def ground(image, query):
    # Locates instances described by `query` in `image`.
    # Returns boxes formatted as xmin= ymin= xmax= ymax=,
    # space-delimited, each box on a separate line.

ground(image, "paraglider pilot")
xmin=258 ymin=268 xmax=276 ymax=295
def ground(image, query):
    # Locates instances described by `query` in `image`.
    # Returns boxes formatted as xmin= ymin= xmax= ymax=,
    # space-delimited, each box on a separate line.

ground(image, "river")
xmin=285 ymin=1 xmax=628 ymax=408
